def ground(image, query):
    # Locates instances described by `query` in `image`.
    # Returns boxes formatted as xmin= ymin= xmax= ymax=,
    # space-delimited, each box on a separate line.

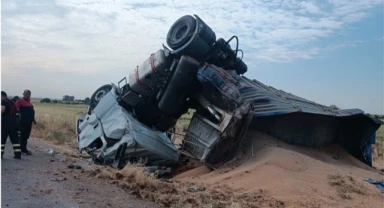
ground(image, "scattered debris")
xmin=48 ymin=148 xmax=56 ymax=155
xmin=187 ymin=185 xmax=206 ymax=192
xmin=40 ymin=189 xmax=54 ymax=195
xmin=67 ymin=164 xmax=75 ymax=169
xmin=143 ymin=166 xmax=172 ymax=179
xmin=52 ymin=177 xmax=67 ymax=182
xmin=74 ymin=165 xmax=82 ymax=170
xmin=364 ymin=178 xmax=384 ymax=193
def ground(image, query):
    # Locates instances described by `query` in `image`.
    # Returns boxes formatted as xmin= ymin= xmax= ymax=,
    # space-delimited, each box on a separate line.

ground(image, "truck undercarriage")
xmin=76 ymin=14 xmax=253 ymax=170
xmin=75 ymin=14 xmax=382 ymax=172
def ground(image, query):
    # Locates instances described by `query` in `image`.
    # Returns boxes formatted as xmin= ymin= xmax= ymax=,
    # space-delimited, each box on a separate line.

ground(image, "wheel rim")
xmin=174 ymin=24 xmax=188 ymax=40
xmin=95 ymin=90 xmax=107 ymax=101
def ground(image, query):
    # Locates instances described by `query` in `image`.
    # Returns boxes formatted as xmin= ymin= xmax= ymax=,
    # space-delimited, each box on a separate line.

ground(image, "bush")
xmin=84 ymin=97 xmax=90 ymax=104
xmin=40 ymin=98 xmax=51 ymax=103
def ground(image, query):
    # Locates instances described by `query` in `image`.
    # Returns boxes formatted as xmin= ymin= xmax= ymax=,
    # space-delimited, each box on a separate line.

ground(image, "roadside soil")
xmin=1 ymin=138 xmax=159 ymax=208
xmin=2 ymin=130 xmax=383 ymax=208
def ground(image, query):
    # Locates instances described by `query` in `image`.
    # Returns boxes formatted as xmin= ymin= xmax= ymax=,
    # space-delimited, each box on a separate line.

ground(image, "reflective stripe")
xmin=14 ymin=149 xmax=21 ymax=152
xmin=13 ymin=144 xmax=20 ymax=147
xmin=1 ymin=144 xmax=5 ymax=147
xmin=1 ymin=149 xmax=4 ymax=152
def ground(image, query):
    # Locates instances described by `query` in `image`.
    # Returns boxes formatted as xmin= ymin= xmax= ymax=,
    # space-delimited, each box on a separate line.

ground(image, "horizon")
xmin=1 ymin=0 xmax=383 ymax=114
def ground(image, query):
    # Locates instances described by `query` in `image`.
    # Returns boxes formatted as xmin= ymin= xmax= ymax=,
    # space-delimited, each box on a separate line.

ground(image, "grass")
xmin=31 ymin=102 xmax=87 ymax=147
xmin=373 ymin=125 xmax=384 ymax=159
xmin=376 ymin=125 xmax=384 ymax=141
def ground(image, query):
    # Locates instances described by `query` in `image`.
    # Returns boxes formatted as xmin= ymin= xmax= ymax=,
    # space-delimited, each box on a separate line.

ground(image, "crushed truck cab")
xmin=76 ymin=15 xmax=253 ymax=169
xmin=75 ymin=14 xmax=382 ymax=171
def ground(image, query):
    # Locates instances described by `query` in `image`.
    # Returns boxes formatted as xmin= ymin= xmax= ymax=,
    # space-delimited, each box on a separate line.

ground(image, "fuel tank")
xmin=157 ymin=55 xmax=200 ymax=116
xmin=128 ymin=49 xmax=172 ymax=97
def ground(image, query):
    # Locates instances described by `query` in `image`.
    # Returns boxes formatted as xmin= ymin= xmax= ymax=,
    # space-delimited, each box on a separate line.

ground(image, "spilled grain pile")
xmin=174 ymin=130 xmax=384 ymax=208
xmin=85 ymin=163 xmax=284 ymax=208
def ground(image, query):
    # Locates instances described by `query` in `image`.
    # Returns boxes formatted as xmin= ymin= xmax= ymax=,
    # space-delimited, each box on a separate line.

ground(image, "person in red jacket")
xmin=15 ymin=90 xmax=36 ymax=155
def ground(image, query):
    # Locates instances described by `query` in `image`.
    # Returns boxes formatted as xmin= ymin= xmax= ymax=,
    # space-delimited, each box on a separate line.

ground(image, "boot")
xmin=21 ymin=149 xmax=32 ymax=155
xmin=14 ymin=152 xmax=21 ymax=159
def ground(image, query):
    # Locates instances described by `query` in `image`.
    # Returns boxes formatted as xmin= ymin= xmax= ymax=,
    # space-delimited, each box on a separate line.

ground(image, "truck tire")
xmin=89 ymin=84 xmax=112 ymax=113
xmin=166 ymin=15 xmax=196 ymax=49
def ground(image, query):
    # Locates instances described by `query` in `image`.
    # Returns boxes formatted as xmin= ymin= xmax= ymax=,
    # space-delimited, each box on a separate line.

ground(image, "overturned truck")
xmin=76 ymin=15 xmax=382 ymax=170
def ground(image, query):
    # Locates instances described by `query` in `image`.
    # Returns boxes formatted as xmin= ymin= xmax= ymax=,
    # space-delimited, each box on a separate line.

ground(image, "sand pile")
xmin=174 ymin=130 xmax=384 ymax=208
xmin=85 ymin=163 xmax=285 ymax=208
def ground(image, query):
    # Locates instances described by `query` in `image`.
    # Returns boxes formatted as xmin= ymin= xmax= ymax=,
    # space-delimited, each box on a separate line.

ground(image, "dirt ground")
xmin=2 ymin=131 xmax=383 ymax=208
xmin=1 ymin=138 xmax=159 ymax=208
xmin=174 ymin=130 xmax=384 ymax=208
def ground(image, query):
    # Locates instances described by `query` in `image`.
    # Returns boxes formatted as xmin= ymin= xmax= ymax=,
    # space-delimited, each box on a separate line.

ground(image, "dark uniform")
xmin=1 ymin=96 xmax=22 ymax=159
xmin=12 ymin=96 xmax=19 ymax=103
xmin=15 ymin=97 xmax=35 ymax=155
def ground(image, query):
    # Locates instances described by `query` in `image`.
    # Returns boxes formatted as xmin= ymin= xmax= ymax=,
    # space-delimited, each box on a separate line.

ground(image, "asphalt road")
xmin=1 ymin=138 xmax=160 ymax=208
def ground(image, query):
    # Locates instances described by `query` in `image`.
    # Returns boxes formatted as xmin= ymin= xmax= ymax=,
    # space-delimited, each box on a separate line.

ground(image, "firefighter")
xmin=15 ymin=90 xmax=36 ymax=155
xmin=1 ymin=91 xmax=22 ymax=159
xmin=12 ymin=96 xmax=19 ymax=103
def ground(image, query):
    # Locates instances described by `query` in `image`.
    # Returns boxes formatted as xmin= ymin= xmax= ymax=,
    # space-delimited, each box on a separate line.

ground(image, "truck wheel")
xmin=166 ymin=15 xmax=196 ymax=49
xmin=89 ymin=84 xmax=112 ymax=113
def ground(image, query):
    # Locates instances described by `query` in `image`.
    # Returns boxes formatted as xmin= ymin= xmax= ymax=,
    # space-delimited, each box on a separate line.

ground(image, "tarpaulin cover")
xmin=364 ymin=178 xmax=384 ymax=193
xmin=232 ymin=75 xmax=382 ymax=166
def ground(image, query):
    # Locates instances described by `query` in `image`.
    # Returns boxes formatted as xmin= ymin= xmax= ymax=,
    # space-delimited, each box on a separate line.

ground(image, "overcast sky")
xmin=1 ymin=0 xmax=383 ymax=114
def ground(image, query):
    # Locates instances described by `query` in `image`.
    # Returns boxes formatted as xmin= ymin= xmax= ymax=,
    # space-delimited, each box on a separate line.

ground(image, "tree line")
xmin=40 ymin=97 xmax=90 ymax=105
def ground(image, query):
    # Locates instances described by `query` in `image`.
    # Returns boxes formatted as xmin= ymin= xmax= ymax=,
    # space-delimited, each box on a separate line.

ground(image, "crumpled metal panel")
xmin=93 ymin=91 xmax=128 ymax=139
xmin=125 ymin=111 xmax=179 ymax=163
xmin=77 ymin=86 xmax=179 ymax=165
xmin=183 ymin=114 xmax=221 ymax=161
xmin=182 ymin=102 xmax=253 ymax=165
xmin=197 ymin=65 xmax=244 ymax=111
xmin=239 ymin=76 xmax=365 ymax=117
